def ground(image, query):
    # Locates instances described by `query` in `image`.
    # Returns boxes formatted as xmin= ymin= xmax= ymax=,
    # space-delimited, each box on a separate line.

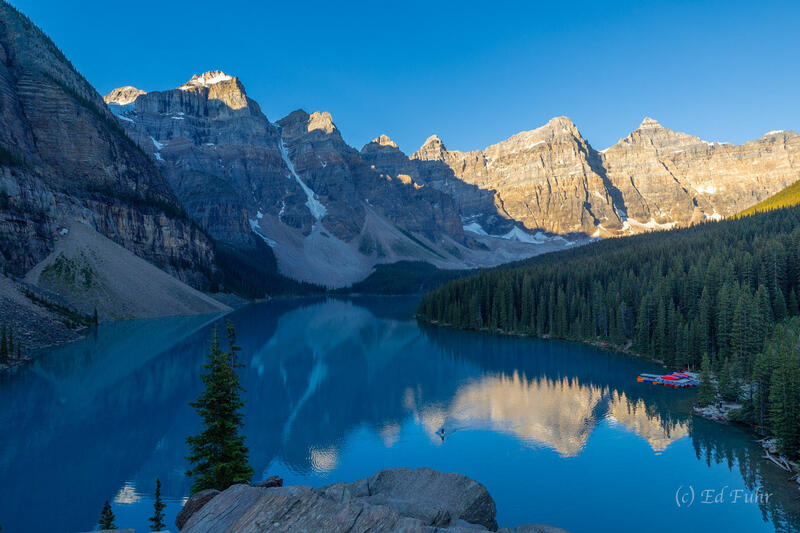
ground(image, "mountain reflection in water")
xmin=0 ymin=296 xmax=798 ymax=533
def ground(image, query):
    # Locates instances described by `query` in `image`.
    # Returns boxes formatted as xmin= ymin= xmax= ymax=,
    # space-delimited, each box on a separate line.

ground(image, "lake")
xmin=1 ymin=296 xmax=799 ymax=533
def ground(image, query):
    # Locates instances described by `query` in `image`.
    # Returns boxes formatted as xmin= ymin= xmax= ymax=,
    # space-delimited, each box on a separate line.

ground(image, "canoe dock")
xmin=637 ymin=372 xmax=699 ymax=388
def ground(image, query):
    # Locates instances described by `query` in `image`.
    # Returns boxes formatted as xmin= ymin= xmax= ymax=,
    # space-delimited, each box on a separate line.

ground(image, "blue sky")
xmin=12 ymin=0 xmax=800 ymax=153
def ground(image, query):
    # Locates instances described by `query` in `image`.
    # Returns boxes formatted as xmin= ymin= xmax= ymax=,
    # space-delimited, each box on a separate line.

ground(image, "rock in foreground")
xmin=179 ymin=467 xmax=566 ymax=533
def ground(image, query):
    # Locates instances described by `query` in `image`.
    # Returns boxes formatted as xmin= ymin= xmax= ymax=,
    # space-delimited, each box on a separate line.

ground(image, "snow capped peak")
xmin=763 ymin=130 xmax=786 ymax=137
xmin=179 ymin=70 xmax=234 ymax=90
xmin=103 ymin=86 xmax=146 ymax=105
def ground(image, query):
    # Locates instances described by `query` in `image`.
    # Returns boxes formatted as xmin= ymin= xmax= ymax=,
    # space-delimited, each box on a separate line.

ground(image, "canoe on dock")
xmin=637 ymin=371 xmax=699 ymax=388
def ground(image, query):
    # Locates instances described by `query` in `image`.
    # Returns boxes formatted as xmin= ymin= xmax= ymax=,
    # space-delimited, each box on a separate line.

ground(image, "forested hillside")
xmin=418 ymin=207 xmax=800 ymax=456
xmin=738 ymin=179 xmax=800 ymax=217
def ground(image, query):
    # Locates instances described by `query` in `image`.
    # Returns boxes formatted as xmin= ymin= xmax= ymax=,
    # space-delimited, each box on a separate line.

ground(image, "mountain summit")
xmin=103 ymin=85 xmax=145 ymax=105
xmin=179 ymin=70 xmax=234 ymax=89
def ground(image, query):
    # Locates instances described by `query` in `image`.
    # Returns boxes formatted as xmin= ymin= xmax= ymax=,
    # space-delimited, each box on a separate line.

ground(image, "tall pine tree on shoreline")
xmin=186 ymin=321 xmax=253 ymax=493
xmin=149 ymin=478 xmax=166 ymax=531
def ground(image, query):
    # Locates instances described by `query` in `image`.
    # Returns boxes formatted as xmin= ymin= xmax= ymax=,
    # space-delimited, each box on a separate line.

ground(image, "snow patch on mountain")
xmin=622 ymin=218 xmax=677 ymax=232
xmin=179 ymin=71 xmax=233 ymax=90
xmin=462 ymin=222 xmax=489 ymax=236
xmin=249 ymin=218 xmax=277 ymax=247
xmin=279 ymin=138 xmax=327 ymax=221
xmin=695 ymin=184 xmax=718 ymax=194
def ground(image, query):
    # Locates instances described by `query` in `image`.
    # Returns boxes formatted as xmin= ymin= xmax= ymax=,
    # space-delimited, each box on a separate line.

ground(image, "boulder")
xmin=175 ymin=488 xmax=219 ymax=530
xmin=342 ymin=467 xmax=497 ymax=530
xmin=256 ymin=475 xmax=283 ymax=488
xmin=178 ymin=468 xmax=564 ymax=533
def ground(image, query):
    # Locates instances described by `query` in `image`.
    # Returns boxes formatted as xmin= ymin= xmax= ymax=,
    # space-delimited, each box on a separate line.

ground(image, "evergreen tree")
xmin=0 ymin=325 xmax=7 ymax=363
xmin=416 ymin=205 xmax=800 ymax=458
xmin=768 ymin=334 xmax=800 ymax=457
xmin=149 ymin=478 xmax=166 ymax=531
xmin=98 ymin=501 xmax=115 ymax=530
xmin=698 ymin=354 xmax=716 ymax=407
xmin=186 ymin=321 xmax=253 ymax=493
xmin=717 ymin=358 xmax=741 ymax=402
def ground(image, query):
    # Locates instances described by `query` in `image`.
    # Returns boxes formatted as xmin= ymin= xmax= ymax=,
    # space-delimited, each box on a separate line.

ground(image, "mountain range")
xmin=1 ymin=0 xmax=800 ymax=348
xmin=104 ymin=72 xmax=800 ymax=288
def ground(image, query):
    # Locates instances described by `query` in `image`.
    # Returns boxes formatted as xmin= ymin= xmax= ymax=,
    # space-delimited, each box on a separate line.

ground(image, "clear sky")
xmin=10 ymin=0 xmax=800 ymax=153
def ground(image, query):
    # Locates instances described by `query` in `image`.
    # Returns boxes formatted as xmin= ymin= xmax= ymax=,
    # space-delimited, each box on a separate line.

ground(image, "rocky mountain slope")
xmin=106 ymin=75 xmax=571 ymax=288
xmin=0 ymin=2 xmax=216 ymax=287
xmin=403 ymin=116 xmax=800 ymax=238
xmin=738 ymin=176 xmax=800 ymax=217
xmin=25 ymin=222 xmax=229 ymax=322
xmin=0 ymin=2 xmax=232 ymax=349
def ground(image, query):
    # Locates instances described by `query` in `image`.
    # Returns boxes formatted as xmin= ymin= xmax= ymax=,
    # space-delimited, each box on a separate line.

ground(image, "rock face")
xmin=178 ymin=468 xmax=567 ymax=533
xmin=176 ymin=489 xmax=220 ymax=531
xmin=601 ymin=119 xmax=800 ymax=234
xmin=105 ymin=70 xmax=294 ymax=247
xmin=107 ymin=76 xmax=572 ymax=288
xmin=102 ymin=85 xmax=144 ymax=105
xmin=276 ymin=110 xmax=464 ymax=242
xmin=0 ymin=2 xmax=216 ymax=287
xmin=409 ymin=117 xmax=621 ymax=236
xmin=402 ymin=116 xmax=800 ymax=238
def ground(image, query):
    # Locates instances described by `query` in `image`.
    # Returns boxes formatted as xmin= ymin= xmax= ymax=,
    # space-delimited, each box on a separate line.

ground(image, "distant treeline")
xmin=418 ymin=206 xmax=800 ymax=457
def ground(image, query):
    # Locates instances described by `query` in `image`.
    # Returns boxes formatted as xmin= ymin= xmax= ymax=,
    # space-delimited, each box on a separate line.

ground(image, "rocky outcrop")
xmin=410 ymin=117 xmax=621 ymax=236
xmin=0 ymin=2 xmax=216 ymax=287
xmin=0 ymin=273 xmax=81 ymax=354
xmin=402 ymin=116 xmax=800 ymax=238
xmin=176 ymin=489 xmax=220 ymax=531
xmin=178 ymin=468 xmax=567 ymax=533
xmin=103 ymin=85 xmax=144 ymax=105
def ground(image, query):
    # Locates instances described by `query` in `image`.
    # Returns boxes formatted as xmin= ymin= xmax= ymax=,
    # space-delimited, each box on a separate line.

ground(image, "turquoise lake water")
xmin=1 ymin=296 xmax=799 ymax=533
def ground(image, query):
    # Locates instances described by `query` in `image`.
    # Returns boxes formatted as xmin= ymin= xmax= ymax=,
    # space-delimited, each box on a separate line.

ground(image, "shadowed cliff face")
xmin=276 ymin=110 xmax=465 ymax=243
xmin=106 ymin=76 xmax=565 ymax=288
xmin=105 ymin=72 xmax=313 ymax=246
xmin=108 ymin=81 xmax=468 ymax=248
xmin=0 ymin=2 xmax=215 ymax=286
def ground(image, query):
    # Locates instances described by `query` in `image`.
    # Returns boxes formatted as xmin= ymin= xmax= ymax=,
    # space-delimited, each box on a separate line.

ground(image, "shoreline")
xmin=417 ymin=315 xmax=669 ymax=366
xmin=693 ymin=404 xmax=800 ymax=488
xmin=1 ymin=293 xmax=421 ymax=372
xmin=419 ymin=315 xmax=800 ymax=493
